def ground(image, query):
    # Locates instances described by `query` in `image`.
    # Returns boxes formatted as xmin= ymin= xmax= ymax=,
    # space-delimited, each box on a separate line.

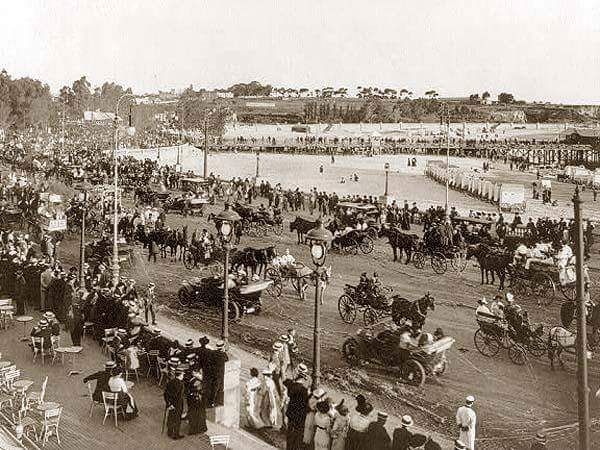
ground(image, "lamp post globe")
xmin=306 ymin=221 xmax=332 ymax=267
xmin=384 ymin=162 xmax=390 ymax=197
xmin=214 ymin=203 xmax=241 ymax=347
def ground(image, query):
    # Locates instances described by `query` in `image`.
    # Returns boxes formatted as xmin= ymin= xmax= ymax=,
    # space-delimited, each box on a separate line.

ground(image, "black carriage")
xmin=177 ymin=276 xmax=272 ymax=321
xmin=85 ymin=240 xmax=135 ymax=268
xmin=474 ymin=314 xmax=546 ymax=365
xmin=135 ymin=188 xmax=171 ymax=206
xmin=233 ymin=202 xmax=283 ymax=237
xmin=164 ymin=196 xmax=210 ymax=216
xmin=412 ymin=241 xmax=467 ymax=274
xmin=333 ymin=202 xmax=380 ymax=240
xmin=182 ymin=244 xmax=225 ymax=277
xmin=331 ymin=229 xmax=374 ymax=255
xmin=341 ymin=326 xmax=455 ymax=387
xmin=337 ymin=283 xmax=397 ymax=326
xmin=0 ymin=206 xmax=24 ymax=230
xmin=509 ymin=261 xmax=574 ymax=306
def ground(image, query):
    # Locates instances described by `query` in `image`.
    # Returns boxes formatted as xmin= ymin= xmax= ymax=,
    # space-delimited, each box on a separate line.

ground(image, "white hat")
xmin=401 ymin=415 xmax=413 ymax=426
xmin=505 ymin=293 xmax=514 ymax=302
xmin=313 ymin=388 xmax=326 ymax=399
xmin=272 ymin=342 xmax=283 ymax=351
xmin=262 ymin=368 xmax=273 ymax=375
xmin=466 ymin=395 xmax=475 ymax=403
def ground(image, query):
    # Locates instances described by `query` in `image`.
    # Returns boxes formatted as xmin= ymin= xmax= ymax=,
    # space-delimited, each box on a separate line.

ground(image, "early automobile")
xmin=177 ymin=276 xmax=273 ymax=321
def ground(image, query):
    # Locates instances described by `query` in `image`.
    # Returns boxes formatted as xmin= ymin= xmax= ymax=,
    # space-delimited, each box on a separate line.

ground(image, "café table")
xmin=0 ymin=305 xmax=14 ymax=330
xmin=14 ymin=316 xmax=33 ymax=342
xmin=12 ymin=379 xmax=33 ymax=395
xmin=0 ymin=361 xmax=12 ymax=370
xmin=64 ymin=346 xmax=83 ymax=376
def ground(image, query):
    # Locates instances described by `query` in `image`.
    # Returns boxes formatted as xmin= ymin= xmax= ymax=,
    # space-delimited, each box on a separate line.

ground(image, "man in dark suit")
xmin=83 ymin=361 xmax=116 ymax=402
xmin=207 ymin=341 xmax=228 ymax=407
xmin=392 ymin=415 xmax=414 ymax=450
xmin=283 ymin=366 xmax=309 ymax=450
xmin=164 ymin=367 xmax=185 ymax=439
xmin=367 ymin=411 xmax=392 ymax=450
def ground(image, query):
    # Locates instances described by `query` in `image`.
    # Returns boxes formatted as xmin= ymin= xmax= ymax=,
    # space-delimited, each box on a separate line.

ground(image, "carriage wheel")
xmin=227 ymin=301 xmax=241 ymax=322
xmin=178 ymin=288 xmax=191 ymax=307
xmin=266 ymin=268 xmax=281 ymax=284
xmin=342 ymin=338 xmax=361 ymax=366
xmin=560 ymin=283 xmax=576 ymax=302
xmin=363 ymin=307 xmax=378 ymax=327
xmin=359 ymin=237 xmax=374 ymax=254
xmin=510 ymin=275 xmax=525 ymax=295
xmin=366 ymin=228 xmax=378 ymax=241
xmin=528 ymin=335 xmax=547 ymax=358
xmin=412 ymin=252 xmax=425 ymax=269
xmin=183 ymin=251 xmax=196 ymax=270
xmin=402 ymin=359 xmax=426 ymax=387
xmin=266 ymin=279 xmax=282 ymax=298
xmin=391 ymin=297 xmax=408 ymax=327
xmin=431 ymin=253 xmax=447 ymax=275
xmin=532 ymin=273 xmax=555 ymax=306
xmin=473 ymin=329 xmax=500 ymax=356
xmin=345 ymin=239 xmax=358 ymax=255
xmin=508 ymin=343 xmax=527 ymax=365
xmin=338 ymin=295 xmax=357 ymax=324
xmin=450 ymin=250 xmax=468 ymax=272
xmin=242 ymin=219 xmax=251 ymax=233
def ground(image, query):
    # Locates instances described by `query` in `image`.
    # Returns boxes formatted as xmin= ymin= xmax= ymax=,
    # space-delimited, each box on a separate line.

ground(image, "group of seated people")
xmin=513 ymin=241 xmax=575 ymax=285
xmin=475 ymin=293 xmax=540 ymax=342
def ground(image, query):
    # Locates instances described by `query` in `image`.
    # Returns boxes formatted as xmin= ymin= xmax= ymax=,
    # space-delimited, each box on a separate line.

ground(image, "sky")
xmin=0 ymin=0 xmax=598 ymax=104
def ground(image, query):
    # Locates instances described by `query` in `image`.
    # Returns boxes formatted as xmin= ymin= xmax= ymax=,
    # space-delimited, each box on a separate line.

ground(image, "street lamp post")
xmin=112 ymin=93 xmax=136 ymax=287
xmin=76 ymin=180 xmax=92 ymax=291
xmin=305 ymin=221 xmax=333 ymax=391
xmin=440 ymin=103 xmax=451 ymax=216
xmin=256 ymin=150 xmax=260 ymax=179
xmin=384 ymin=162 xmax=390 ymax=197
xmin=214 ymin=204 xmax=241 ymax=347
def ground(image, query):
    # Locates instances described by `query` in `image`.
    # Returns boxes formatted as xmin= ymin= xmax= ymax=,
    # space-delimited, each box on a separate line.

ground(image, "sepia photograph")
xmin=0 ymin=1 xmax=599 ymax=449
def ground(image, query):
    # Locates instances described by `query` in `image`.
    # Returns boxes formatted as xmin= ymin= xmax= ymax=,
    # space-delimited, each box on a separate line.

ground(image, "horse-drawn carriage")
xmin=233 ymin=202 xmax=283 ymax=237
xmin=342 ymin=326 xmax=455 ymax=387
xmin=330 ymin=229 xmax=374 ymax=255
xmin=338 ymin=284 xmax=436 ymax=328
xmin=85 ymin=239 xmax=135 ymax=268
xmin=333 ymin=202 xmax=380 ymax=240
xmin=266 ymin=262 xmax=316 ymax=299
xmin=474 ymin=313 xmax=546 ymax=365
xmin=182 ymin=243 xmax=225 ymax=276
xmin=135 ymin=187 xmax=171 ymax=206
xmin=509 ymin=260 xmax=575 ymax=306
xmin=177 ymin=275 xmax=272 ymax=321
xmin=412 ymin=240 xmax=467 ymax=274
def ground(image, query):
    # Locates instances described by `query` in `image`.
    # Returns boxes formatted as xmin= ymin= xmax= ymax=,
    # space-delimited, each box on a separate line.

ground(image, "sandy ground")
xmin=49 ymin=183 xmax=600 ymax=450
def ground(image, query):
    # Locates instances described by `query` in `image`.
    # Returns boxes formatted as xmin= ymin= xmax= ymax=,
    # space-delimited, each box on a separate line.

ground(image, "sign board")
xmin=499 ymin=184 xmax=525 ymax=205
xmin=43 ymin=219 xmax=67 ymax=232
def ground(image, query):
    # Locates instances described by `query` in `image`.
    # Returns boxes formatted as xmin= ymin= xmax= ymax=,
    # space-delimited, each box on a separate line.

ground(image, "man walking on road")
xmin=456 ymin=395 xmax=477 ymax=450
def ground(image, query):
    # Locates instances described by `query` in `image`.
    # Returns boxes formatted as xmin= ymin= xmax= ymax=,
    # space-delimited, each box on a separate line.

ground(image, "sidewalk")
xmin=0 ymin=312 xmax=274 ymax=450
xmin=155 ymin=310 xmax=455 ymax=450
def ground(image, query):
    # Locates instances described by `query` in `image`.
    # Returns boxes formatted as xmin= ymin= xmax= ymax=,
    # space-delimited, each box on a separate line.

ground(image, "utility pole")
xmin=573 ymin=186 xmax=590 ymax=450
xmin=255 ymin=150 xmax=260 ymax=179
xmin=203 ymin=116 xmax=208 ymax=178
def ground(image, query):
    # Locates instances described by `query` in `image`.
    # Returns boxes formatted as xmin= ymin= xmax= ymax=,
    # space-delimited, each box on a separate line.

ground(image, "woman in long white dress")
xmin=303 ymin=388 xmax=326 ymax=447
xmin=242 ymin=368 xmax=265 ymax=429
xmin=313 ymin=400 xmax=333 ymax=450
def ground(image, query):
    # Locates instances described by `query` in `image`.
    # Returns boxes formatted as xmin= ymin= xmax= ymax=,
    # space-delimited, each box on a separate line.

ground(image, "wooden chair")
xmin=86 ymin=382 xmax=103 ymax=418
xmin=0 ymin=299 xmax=14 ymax=328
xmin=146 ymin=350 xmax=160 ymax=379
xmin=15 ymin=406 xmax=39 ymax=442
xmin=26 ymin=376 xmax=48 ymax=409
xmin=2 ymin=369 xmax=21 ymax=392
xmin=118 ymin=352 xmax=139 ymax=383
xmin=209 ymin=435 xmax=230 ymax=449
xmin=102 ymin=392 xmax=124 ymax=428
xmin=40 ymin=405 xmax=62 ymax=446
xmin=32 ymin=337 xmax=52 ymax=365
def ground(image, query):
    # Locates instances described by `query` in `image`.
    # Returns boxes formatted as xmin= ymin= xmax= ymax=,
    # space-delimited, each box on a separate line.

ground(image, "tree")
xmin=424 ymin=90 xmax=438 ymax=99
xmin=469 ymin=93 xmax=480 ymax=103
xmin=482 ymin=91 xmax=491 ymax=101
xmin=498 ymin=92 xmax=515 ymax=104
xmin=71 ymin=76 xmax=92 ymax=117
xmin=227 ymin=81 xmax=272 ymax=97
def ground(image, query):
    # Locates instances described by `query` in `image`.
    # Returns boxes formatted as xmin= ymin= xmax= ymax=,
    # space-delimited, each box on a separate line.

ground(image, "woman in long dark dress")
xmin=187 ymin=370 xmax=207 ymax=435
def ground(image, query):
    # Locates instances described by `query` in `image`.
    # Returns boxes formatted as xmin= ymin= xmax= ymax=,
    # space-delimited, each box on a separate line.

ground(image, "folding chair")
xmin=82 ymin=321 xmax=95 ymax=338
xmin=146 ymin=350 xmax=160 ymax=379
xmin=102 ymin=392 xmax=124 ymax=428
xmin=209 ymin=435 xmax=230 ymax=449
xmin=32 ymin=337 xmax=51 ymax=365
xmin=157 ymin=357 xmax=169 ymax=386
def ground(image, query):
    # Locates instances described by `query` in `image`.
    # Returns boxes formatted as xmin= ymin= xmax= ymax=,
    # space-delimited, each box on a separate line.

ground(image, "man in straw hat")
xmin=83 ymin=361 xmax=116 ymax=402
xmin=456 ymin=395 xmax=476 ymax=450
xmin=392 ymin=415 xmax=414 ymax=450
xmin=367 ymin=411 xmax=391 ymax=449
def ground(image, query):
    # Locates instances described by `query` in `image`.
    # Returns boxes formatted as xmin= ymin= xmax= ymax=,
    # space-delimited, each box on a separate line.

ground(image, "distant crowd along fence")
xmin=425 ymin=162 xmax=526 ymax=214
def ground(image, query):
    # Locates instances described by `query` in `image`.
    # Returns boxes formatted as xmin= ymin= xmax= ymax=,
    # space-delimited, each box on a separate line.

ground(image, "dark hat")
xmin=409 ymin=434 xmax=427 ymax=448
xmin=199 ymin=336 xmax=209 ymax=345
xmin=424 ymin=438 xmax=442 ymax=450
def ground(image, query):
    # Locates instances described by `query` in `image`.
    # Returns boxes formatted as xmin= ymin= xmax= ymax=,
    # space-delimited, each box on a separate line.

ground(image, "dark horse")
xmin=289 ymin=217 xmax=319 ymax=244
xmin=230 ymin=246 xmax=277 ymax=277
xmin=465 ymin=244 xmax=512 ymax=290
xmin=391 ymin=293 xmax=436 ymax=329
xmin=379 ymin=225 xmax=419 ymax=263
